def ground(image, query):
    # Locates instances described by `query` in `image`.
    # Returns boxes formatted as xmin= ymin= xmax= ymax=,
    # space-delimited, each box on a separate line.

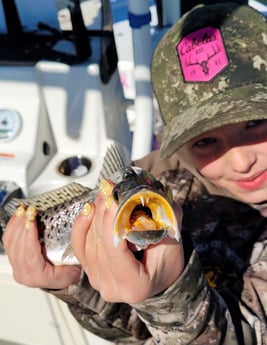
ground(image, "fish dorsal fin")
xmin=96 ymin=144 xmax=131 ymax=186
xmin=4 ymin=182 xmax=89 ymax=216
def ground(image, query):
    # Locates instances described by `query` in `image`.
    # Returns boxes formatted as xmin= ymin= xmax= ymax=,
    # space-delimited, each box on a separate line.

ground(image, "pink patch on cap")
xmin=177 ymin=27 xmax=229 ymax=82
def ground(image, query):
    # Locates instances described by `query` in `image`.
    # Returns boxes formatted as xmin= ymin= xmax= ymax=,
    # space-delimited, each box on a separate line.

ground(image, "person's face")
xmin=184 ymin=119 xmax=267 ymax=204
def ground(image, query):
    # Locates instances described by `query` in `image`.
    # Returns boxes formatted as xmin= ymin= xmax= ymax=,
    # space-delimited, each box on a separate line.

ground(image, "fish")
xmin=0 ymin=145 xmax=180 ymax=265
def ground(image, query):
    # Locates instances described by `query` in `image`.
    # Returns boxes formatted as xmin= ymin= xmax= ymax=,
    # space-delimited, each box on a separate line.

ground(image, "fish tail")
xmin=0 ymin=182 xmax=24 ymax=243
xmin=0 ymin=206 xmax=10 ymax=245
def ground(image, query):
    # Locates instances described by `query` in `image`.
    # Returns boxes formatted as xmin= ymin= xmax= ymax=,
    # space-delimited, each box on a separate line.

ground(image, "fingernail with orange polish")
xmin=82 ymin=203 xmax=92 ymax=216
xmin=99 ymin=179 xmax=112 ymax=198
xmin=15 ymin=205 xmax=25 ymax=217
xmin=99 ymin=179 xmax=113 ymax=208
xmin=25 ymin=206 xmax=36 ymax=229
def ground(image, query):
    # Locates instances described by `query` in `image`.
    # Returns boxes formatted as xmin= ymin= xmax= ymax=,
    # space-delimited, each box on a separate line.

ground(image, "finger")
xmin=95 ymin=187 xmax=139 ymax=260
xmin=23 ymin=209 xmax=46 ymax=268
xmin=78 ymin=192 xmax=119 ymax=291
xmin=3 ymin=210 xmax=27 ymax=267
xmin=98 ymin=197 xmax=147 ymax=286
xmin=21 ymin=219 xmax=81 ymax=289
xmin=11 ymin=211 xmax=43 ymax=285
xmin=98 ymin=179 xmax=115 ymax=209
xmin=71 ymin=203 xmax=95 ymax=268
xmin=2 ymin=206 xmax=25 ymax=252
xmin=74 ymin=195 xmax=110 ymax=291
xmin=94 ymin=178 xmax=118 ymax=239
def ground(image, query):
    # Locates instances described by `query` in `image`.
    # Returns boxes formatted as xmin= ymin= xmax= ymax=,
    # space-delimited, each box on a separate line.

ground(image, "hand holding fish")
xmin=71 ymin=184 xmax=184 ymax=304
xmin=2 ymin=208 xmax=81 ymax=289
xmin=1 ymin=146 xmax=184 ymax=297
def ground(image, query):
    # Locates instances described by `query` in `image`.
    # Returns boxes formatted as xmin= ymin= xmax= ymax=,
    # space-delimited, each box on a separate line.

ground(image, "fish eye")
xmin=152 ymin=180 xmax=164 ymax=192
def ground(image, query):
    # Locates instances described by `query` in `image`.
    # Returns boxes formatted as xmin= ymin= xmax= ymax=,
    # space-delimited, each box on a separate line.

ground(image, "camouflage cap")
xmin=151 ymin=2 xmax=267 ymax=159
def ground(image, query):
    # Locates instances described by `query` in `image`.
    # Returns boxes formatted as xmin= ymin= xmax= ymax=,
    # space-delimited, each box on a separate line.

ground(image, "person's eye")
xmin=193 ymin=137 xmax=217 ymax=147
xmin=246 ymin=119 xmax=267 ymax=129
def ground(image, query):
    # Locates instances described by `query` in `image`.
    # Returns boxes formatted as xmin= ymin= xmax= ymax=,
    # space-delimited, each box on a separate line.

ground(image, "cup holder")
xmin=58 ymin=156 xmax=92 ymax=177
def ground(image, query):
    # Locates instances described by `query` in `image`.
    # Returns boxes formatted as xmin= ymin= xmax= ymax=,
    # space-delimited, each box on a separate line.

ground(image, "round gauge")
xmin=0 ymin=109 xmax=22 ymax=143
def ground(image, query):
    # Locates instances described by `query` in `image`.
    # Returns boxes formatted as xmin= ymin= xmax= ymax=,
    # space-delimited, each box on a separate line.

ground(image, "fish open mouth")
xmin=113 ymin=189 xmax=179 ymax=249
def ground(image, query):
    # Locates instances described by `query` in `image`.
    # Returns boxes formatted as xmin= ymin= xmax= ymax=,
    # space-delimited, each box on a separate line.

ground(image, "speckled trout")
xmin=0 ymin=146 xmax=180 ymax=265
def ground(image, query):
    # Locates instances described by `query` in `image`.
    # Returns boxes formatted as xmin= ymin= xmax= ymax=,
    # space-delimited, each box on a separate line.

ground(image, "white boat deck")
xmin=0 ymin=251 xmax=113 ymax=345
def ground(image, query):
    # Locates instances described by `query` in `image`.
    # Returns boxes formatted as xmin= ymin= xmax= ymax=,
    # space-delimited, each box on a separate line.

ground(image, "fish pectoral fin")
xmin=113 ymin=231 xmax=123 ymax=247
xmin=168 ymin=226 xmax=180 ymax=242
xmin=61 ymin=244 xmax=75 ymax=261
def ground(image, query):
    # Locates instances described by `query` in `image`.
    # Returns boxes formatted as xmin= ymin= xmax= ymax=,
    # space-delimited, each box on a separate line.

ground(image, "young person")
xmin=3 ymin=2 xmax=267 ymax=344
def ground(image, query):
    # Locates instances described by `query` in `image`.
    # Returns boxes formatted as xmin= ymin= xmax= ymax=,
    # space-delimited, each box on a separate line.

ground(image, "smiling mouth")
xmin=235 ymin=169 xmax=267 ymax=190
xmin=237 ymin=171 xmax=264 ymax=183
xmin=236 ymin=169 xmax=267 ymax=184
xmin=243 ymin=168 xmax=267 ymax=181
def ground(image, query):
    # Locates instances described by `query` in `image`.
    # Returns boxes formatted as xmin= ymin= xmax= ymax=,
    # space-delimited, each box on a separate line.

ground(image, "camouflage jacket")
xmin=48 ymin=152 xmax=267 ymax=345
